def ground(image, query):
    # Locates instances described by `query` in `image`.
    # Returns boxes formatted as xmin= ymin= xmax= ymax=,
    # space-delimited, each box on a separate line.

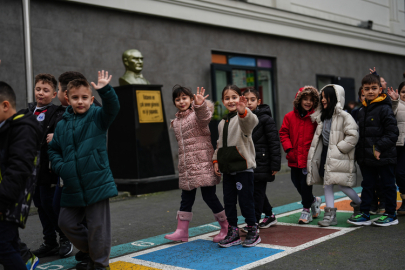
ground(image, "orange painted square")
xmin=212 ymin=54 xmax=227 ymax=64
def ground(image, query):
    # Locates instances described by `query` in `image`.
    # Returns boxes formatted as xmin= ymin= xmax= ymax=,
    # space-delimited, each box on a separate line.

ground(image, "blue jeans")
xmin=180 ymin=185 xmax=223 ymax=214
xmin=360 ymin=164 xmax=397 ymax=215
xmin=0 ymin=221 xmax=26 ymax=270
xmin=223 ymin=172 xmax=256 ymax=227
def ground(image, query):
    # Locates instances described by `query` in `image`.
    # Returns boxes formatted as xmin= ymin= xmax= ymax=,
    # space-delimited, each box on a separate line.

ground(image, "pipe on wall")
xmin=22 ymin=0 xmax=33 ymax=104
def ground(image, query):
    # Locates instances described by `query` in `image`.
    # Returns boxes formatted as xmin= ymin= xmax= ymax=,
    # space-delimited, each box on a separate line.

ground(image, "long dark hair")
xmin=321 ymin=86 xmax=338 ymax=121
xmin=222 ymin=84 xmax=241 ymax=100
xmin=398 ymin=81 xmax=405 ymax=92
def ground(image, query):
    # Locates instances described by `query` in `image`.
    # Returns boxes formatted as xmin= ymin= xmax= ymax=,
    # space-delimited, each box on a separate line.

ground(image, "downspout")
xmin=22 ymin=0 xmax=33 ymax=104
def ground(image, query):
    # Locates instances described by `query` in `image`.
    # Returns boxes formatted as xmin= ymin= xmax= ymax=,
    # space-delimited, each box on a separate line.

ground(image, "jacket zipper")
xmin=179 ymin=119 xmax=189 ymax=189
xmin=73 ymin=115 xmax=87 ymax=205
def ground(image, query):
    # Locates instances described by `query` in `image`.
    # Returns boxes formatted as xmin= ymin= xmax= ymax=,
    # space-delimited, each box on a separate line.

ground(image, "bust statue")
xmin=119 ymin=49 xmax=150 ymax=85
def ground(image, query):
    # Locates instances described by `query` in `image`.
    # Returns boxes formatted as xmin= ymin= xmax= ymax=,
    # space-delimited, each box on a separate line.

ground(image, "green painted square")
xmin=277 ymin=211 xmax=381 ymax=228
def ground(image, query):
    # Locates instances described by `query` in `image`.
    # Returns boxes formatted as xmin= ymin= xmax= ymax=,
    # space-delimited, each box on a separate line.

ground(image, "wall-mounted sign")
xmin=136 ymin=90 xmax=164 ymax=123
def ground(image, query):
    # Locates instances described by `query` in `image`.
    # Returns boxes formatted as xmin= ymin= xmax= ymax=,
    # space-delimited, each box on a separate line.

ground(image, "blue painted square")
xmin=134 ymin=239 xmax=284 ymax=270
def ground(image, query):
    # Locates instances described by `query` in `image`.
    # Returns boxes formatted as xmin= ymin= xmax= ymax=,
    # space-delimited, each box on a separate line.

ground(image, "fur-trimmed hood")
xmin=293 ymin=86 xmax=320 ymax=112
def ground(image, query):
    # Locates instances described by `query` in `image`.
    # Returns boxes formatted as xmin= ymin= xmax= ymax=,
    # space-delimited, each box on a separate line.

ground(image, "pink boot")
xmin=213 ymin=210 xmax=229 ymax=243
xmin=164 ymin=211 xmax=192 ymax=242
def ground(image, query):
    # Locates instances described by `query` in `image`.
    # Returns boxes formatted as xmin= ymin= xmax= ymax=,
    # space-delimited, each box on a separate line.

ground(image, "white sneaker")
xmin=298 ymin=210 xmax=313 ymax=224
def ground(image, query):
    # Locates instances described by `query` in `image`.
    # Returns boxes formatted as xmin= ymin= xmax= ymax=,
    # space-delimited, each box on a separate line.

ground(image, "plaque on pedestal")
xmin=108 ymin=84 xmax=177 ymax=195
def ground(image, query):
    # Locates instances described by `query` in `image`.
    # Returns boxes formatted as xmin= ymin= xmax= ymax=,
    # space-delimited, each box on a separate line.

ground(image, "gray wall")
xmin=1 ymin=0 xmax=405 ymax=172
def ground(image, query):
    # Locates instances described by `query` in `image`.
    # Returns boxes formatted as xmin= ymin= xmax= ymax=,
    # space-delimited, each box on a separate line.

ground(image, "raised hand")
xmin=387 ymin=87 xmax=399 ymax=100
xmin=91 ymin=70 xmax=112 ymax=90
xmin=194 ymin=87 xmax=209 ymax=106
xmin=369 ymin=67 xmax=376 ymax=74
xmin=236 ymin=95 xmax=247 ymax=114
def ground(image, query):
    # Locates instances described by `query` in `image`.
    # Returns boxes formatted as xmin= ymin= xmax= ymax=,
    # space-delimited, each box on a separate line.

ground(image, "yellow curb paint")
xmin=110 ymin=261 xmax=161 ymax=270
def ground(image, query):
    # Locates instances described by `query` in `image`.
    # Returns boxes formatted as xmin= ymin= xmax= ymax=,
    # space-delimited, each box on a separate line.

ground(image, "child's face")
xmin=222 ymin=90 xmax=240 ymax=112
xmin=57 ymin=82 xmax=69 ymax=106
xmin=244 ymin=92 xmax=261 ymax=111
xmin=321 ymin=92 xmax=329 ymax=109
xmin=360 ymin=92 xmax=365 ymax=103
xmin=400 ymin=86 xmax=405 ymax=102
xmin=35 ymin=81 xmax=56 ymax=107
xmin=67 ymin=86 xmax=94 ymax=114
xmin=380 ymin=77 xmax=387 ymax=90
xmin=300 ymin=95 xmax=314 ymax=111
xmin=174 ymin=93 xmax=192 ymax=111
xmin=362 ymin=83 xmax=382 ymax=101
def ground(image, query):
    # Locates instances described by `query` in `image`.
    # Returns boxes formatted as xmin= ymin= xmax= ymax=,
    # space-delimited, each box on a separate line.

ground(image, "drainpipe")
xmin=22 ymin=0 xmax=33 ymax=104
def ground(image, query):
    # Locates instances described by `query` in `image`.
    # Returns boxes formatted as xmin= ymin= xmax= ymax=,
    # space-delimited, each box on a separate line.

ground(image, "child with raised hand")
xmin=279 ymin=86 xmax=322 ymax=224
xmin=241 ymin=87 xmax=280 ymax=231
xmin=213 ymin=85 xmax=259 ymax=248
xmin=387 ymin=82 xmax=405 ymax=215
xmin=307 ymin=85 xmax=361 ymax=227
xmin=48 ymin=70 xmax=120 ymax=270
xmin=164 ymin=85 xmax=228 ymax=243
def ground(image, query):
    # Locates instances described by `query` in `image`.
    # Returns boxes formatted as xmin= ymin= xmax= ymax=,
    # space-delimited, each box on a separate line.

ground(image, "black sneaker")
xmin=32 ymin=242 xmax=59 ymax=258
xmin=218 ymin=226 xmax=241 ymax=248
xmin=59 ymin=237 xmax=73 ymax=257
xmin=259 ymin=214 xmax=277 ymax=229
xmin=369 ymin=204 xmax=379 ymax=215
xmin=75 ymin=250 xmax=91 ymax=262
xmin=75 ymin=261 xmax=88 ymax=270
xmin=242 ymin=225 xmax=261 ymax=247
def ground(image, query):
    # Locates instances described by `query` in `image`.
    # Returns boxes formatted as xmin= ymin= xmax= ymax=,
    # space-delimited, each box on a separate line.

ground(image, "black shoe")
xmin=75 ymin=261 xmax=88 ymax=270
xmin=218 ymin=226 xmax=241 ymax=248
xmin=59 ymin=237 xmax=73 ymax=257
xmin=75 ymin=250 xmax=91 ymax=261
xmin=242 ymin=224 xmax=261 ymax=247
xmin=369 ymin=204 xmax=379 ymax=215
xmin=32 ymin=242 xmax=59 ymax=258
xmin=259 ymin=214 xmax=277 ymax=228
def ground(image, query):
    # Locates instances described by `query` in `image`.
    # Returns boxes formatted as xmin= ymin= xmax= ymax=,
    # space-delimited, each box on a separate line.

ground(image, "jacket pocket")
xmin=93 ymin=149 xmax=107 ymax=170
xmin=218 ymin=146 xmax=248 ymax=174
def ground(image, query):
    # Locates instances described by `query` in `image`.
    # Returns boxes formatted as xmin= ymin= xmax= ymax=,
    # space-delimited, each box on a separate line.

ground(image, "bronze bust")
xmin=119 ymin=49 xmax=150 ymax=85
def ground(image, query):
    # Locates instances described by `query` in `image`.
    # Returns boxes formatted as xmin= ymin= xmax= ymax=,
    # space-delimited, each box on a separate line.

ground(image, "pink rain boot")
xmin=213 ymin=210 xmax=229 ymax=243
xmin=164 ymin=211 xmax=192 ymax=242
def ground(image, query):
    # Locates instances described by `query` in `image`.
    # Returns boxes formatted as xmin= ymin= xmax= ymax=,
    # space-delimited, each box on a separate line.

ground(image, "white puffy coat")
xmin=392 ymin=98 xmax=405 ymax=146
xmin=306 ymin=84 xmax=359 ymax=187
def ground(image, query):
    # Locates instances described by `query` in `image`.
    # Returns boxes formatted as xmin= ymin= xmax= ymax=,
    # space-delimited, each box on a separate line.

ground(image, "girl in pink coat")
xmin=164 ymin=85 xmax=228 ymax=243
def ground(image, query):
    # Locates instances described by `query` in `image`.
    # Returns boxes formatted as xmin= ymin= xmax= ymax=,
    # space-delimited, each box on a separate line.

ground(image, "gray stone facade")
xmin=1 ymin=0 xmax=404 ymax=171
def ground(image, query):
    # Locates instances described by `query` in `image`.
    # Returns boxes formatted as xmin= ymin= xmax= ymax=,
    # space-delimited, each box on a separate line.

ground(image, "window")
xmin=211 ymin=52 xmax=276 ymax=120
xmin=316 ymin=75 xmax=356 ymax=105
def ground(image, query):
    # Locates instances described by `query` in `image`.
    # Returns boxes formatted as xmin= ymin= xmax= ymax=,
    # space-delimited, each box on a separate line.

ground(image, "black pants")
xmin=396 ymin=146 xmax=405 ymax=194
xmin=33 ymin=184 xmax=65 ymax=245
xmin=371 ymin=178 xmax=385 ymax=207
xmin=360 ymin=164 xmax=397 ymax=215
xmin=223 ymin=172 xmax=256 ymax=227
xmin=0 ymin=221 xmax=26 ymax=270
xmin=291 ymin=167 xmax=314 ymax=209
xmin=254 ymin=181 xmax=273 ymax=223
xmin=180 ymin=185 xmax=223 ymax=214
xmin=319 ymin=145 xmax=328 ymax=178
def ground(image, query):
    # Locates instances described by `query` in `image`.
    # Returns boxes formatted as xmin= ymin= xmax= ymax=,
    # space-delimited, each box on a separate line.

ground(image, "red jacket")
xmin=279 ymin=108 xmax=317 ymax=169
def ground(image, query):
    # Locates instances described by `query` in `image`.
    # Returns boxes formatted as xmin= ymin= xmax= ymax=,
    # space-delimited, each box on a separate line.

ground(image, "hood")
xmin=362 ymin=94 xmax=391 ymax=107
xmin=0 ymin=108 xmax=41 ymax=135
xmin=293 ymin=86 xmax=319 ymax=111
xmin=311 ymin=84 xmax=345 ymax=123
xmin=254 ymin=104 xmax=272 ymax=118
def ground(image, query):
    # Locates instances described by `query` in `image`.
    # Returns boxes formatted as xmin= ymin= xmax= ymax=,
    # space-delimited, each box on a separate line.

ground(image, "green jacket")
xmin=48 ymin=85 xmax=120 ymax=207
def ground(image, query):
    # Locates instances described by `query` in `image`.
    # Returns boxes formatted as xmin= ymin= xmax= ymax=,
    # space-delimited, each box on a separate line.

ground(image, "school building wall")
xmin=1 ymin=0 xmax=405 ymax=172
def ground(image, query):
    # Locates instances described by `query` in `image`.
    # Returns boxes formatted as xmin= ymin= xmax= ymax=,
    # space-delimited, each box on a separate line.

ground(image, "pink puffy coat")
xmin=171 ymin=100 xmax=220 ymax=190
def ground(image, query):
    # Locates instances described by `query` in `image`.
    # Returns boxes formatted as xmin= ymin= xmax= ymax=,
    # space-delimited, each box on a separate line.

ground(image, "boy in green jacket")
xmin=48 ymin=71 xmax=120 ymax=270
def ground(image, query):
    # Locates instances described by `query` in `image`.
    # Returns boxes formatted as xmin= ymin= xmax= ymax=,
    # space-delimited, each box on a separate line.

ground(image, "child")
xmin=29 ymin=74 xmax=73 ymax=258
xmin=164 ymin=85 xmax=227 ymax=243
xmin=279 ymin=86 xmax=322 ymax=224
xmin=0 ymin=81 xmax=41 ymax=270
xmin=213 ymin=85 xmax=259 ymax=248
xmin=348 ymin=74 xmax=399 ymax=226
xmin=387 ymin=82 xmax=405 ymax=215
xmin=48 ymin=71 xmax=120 ymax=270
xmin=242 ymin=87 xmax=280 ymax=230
xmin=307 ymin=85 xmax=361 ymax=227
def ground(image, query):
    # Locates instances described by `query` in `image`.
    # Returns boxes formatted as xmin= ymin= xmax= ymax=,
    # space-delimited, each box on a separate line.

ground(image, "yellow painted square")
xmin=110 ymin=261 xmax=161 ymax=270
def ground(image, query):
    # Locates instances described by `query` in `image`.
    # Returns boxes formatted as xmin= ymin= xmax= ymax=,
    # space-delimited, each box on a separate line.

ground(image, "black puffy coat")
xmin=252 ymin=104 xmax=281 ymax=182
xmin=356 ymin=95 xmax=399 ymax=166
xmin=0 ymin=109 xmax=41 ymax=228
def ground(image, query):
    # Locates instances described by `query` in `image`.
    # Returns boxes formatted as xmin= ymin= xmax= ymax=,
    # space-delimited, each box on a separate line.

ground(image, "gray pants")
xmin=59 ymin=199 xmax=111 ymax=267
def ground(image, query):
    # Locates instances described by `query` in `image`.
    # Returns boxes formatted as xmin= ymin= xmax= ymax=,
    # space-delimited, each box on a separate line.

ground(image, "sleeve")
xmin=193 ymin=101 xmax=212 ymax=127
xmin=279 ymin=113 xmax=293 ymax=152
xmin=375 ymin=106 xmax=399 ymax=152
xmin=238 ymin=109 xmax=259 ymax=136
xmin=212 ymin=120 xmax=224 ymax=162
xmin=263 ymin=115 xmax=281 ymax=171
xmin=48 ymin=125 xmax=64 ymax=176
xmin=336 ymin=114 xmax=359 ymax=154
xmin=0 ymin=124 xmax=38 ymax=209
xmin=94 ymin=84 xmax=121 ymax=130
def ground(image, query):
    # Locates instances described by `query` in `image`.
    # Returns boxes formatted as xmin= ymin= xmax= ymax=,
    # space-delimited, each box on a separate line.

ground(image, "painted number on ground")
xmin=131 ymin=241 xmax=155 ymax=247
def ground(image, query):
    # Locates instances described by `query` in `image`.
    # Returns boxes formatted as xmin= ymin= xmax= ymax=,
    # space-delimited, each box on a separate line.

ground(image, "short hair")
xmin=58 ymin=71 xmax=87 ymax=92
xmin=0 ymin=81 xmax=16 ymax=108
xmin=34 ymin=73 xmax=57 ymax=91
xmin=243 ymin=87 xmax=260 ymax=99
xmin=222 ymin=85 xmax=242 ymax=100
xmin=361 ymin=74 xmax=380 ymax=86
xmin=66 ymin=79 xmax=92 ymax=96
xmin=172 ymin=85 xmax=193 ymax=105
